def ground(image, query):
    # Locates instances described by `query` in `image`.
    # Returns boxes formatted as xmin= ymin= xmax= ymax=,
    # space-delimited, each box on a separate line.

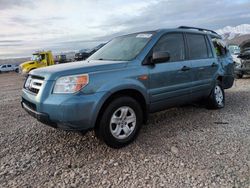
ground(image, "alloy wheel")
xmin=109 ymin=106 xmax=136 ymax=140
xmin=215 ymin=86 xmax=223 ymax=105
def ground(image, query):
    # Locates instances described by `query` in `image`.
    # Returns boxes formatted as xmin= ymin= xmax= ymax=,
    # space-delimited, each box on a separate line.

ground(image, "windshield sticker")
xmin=136 ymin=33 xmax=152 ymax=38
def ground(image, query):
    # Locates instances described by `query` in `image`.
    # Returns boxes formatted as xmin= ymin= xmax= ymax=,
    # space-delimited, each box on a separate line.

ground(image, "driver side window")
xmin=154 ymin=33 xmax=185 ymax=62
xmin=40 ymin=54 xmax=46 ymax=60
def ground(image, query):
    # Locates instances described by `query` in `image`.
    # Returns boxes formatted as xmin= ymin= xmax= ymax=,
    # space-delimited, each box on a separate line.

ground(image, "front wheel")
xmin=95 ymin=96 xmax=143 ymax=148
xmin=207 ymin=81 xmax=225 ymax=109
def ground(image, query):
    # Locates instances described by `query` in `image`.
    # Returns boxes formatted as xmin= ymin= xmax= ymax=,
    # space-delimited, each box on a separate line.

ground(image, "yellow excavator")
xmin=19 ymin=51 xmax=55 ymax=74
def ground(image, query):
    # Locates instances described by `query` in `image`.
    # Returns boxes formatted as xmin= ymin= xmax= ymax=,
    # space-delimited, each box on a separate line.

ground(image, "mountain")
xmin=0 ymin=57 xmax=30 ymax=65
xmin=216 ymin=24 xmax=250 ymax=43
xmin=226 ymin=34 xmax=250 ymax=46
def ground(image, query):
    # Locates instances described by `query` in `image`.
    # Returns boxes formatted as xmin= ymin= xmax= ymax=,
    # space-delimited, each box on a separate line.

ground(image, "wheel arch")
xmin=94 ymin=88 xmax=149 ymax=129
xmin=216 ymin=74 xmax=234 ymax=89
xmin=217 ymin=75 xmax=223 ymax=83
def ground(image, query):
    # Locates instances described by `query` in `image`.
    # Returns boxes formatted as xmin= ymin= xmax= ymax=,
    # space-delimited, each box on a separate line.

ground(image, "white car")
xmin=228 ymin=45 xmax=243 ymax=77
xmin=0 ymin=64 xmax=19 ymax=73
xmin=228 ymin=45 xmax=241 ymax=64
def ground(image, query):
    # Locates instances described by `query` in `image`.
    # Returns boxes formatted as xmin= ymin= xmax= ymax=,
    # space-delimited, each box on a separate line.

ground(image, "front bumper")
xmin=21 ymin=101 xmax=57 ymax=128
xmin=19 ymin=69 xmax=29 ymax=77
xmin=21 ymin=88 xmax=107 ymax=131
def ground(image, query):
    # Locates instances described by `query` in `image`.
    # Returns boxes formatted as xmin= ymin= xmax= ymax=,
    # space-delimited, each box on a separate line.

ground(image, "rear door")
xmin=185 ymin=33 xmax=218 ymax=98
xmin=148 ymin=32 xmax=193 ymax=112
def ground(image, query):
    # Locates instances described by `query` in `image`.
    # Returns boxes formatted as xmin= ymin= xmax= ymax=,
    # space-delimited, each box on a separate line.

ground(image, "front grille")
xmin=22 ymin=98 xmax=36 ymax=111
xmin=24 ymin=75 xmax=44 ymax=94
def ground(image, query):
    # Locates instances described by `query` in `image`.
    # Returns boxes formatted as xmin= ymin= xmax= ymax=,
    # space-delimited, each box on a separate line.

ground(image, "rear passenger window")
xmin=7 ymin=65 xmax=11 ymax=67
xmin=154 ymin=33 xmax=185 ymax=62
xmin=186 ymin=34 xmax=209 ymax=59
xmin=206 ymin=37 xmax=213 ymax=58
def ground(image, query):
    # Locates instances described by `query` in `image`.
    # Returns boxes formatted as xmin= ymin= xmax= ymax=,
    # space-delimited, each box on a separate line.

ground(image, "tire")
xmin=207 ymin=81 xmax=225 ymax=109
xmin=95 ymin=96 xmax=143 ymax=148
xmin=235 ymin=73 xmax=243 ymax=79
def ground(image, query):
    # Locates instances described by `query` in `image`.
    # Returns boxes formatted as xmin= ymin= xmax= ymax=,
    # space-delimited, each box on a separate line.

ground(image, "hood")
xmin=20 ymin=61 xmax=36 ymax=67
xmin=30 ymin=60 xmax=128 ymax=80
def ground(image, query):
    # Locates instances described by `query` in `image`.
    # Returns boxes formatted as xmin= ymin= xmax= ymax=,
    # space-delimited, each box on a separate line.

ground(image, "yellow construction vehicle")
xmin=19 ymin=51 xmax=55 ymax=74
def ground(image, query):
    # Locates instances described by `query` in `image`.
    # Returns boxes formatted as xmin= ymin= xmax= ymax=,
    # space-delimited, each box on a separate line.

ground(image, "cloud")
xmin=0 ymin=44 xmax=22 ymax=46
xmin=0 ymin=40 xmax=22 ymax=43
xmin=0 ymin=0 xmax=33 ymax=10
xmin=97 ymin=0 xmax=250 ymax=32
xmin=0 ymin=0 xmax=250 ymax=58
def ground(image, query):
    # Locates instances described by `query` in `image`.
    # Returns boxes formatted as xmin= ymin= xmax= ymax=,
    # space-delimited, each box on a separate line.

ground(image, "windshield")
xmin=31 ymin=54 xmax=42 ymax=61
xmin=229 ymin=45 xmax=240 ymax=55
xmin=89 ymin=33 xmax=154 ymax=61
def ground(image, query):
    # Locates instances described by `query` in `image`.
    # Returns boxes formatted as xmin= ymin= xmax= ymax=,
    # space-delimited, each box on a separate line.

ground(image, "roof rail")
xmin=178 ymin=26 xmax=218 ymax=35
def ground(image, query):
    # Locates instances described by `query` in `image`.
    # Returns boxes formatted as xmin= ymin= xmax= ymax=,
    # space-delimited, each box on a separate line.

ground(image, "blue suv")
xmin=21 ymin=26 xmax=234 ymax=148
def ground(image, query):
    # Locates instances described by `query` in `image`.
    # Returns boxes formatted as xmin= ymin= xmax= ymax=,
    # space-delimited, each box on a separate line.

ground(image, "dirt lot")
xmin=0 ymin=72 xmax=249 ymax=187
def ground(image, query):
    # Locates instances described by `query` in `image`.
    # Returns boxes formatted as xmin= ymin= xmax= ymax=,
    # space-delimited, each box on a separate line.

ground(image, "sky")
xmin=0 ymin=0 xmax=250 ymax=58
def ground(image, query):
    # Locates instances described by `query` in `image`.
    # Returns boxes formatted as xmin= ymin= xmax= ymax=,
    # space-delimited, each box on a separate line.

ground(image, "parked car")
xmin=234 ymin=40 xmax=250 ymax=78
xmin=55 ymin=54 xmax=69 ymax=64
xmin=21 ymin=26 xmax=234 ymax=148
xmin=74 ymin=43 xmax=106 ymax=61
xmin=228 ymin=45 xmax=242 ymax=72
xmin=0 ymin=64 xmax=19 ymax=73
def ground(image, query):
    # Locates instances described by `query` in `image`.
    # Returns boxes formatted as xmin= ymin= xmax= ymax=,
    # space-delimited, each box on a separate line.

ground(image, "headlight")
xmin=53 ymin=74 xmax=89 ymax=94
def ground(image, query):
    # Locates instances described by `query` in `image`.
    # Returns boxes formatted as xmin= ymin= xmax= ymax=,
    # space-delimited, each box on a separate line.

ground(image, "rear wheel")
xmin=235 ymin=73 xmax=243 ymax=79
xmin=95 ymin=96 xmax=143 ymax=148
xmin=207 ymin=81 xmax=225 ymax=109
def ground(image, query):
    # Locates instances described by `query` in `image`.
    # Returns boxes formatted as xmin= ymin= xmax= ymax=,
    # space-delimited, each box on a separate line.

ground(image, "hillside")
xmin=216 ymin=24 xmax=250 ymax=45
xmin=227 ymin=34 xmax=250 ymax=46
xmin=0 ymin=57 xmax=30 ymax=65
xmin=217 ymin=24 xmax=250 ymax=40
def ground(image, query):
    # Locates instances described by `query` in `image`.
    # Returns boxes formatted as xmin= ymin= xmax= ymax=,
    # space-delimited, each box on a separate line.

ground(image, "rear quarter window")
xmin=212 ymin=37 xmax=229 ymax=57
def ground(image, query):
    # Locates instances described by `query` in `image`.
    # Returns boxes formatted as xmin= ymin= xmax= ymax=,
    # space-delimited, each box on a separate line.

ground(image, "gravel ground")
xmin=0 ymin=72 xmax=249 ymax=188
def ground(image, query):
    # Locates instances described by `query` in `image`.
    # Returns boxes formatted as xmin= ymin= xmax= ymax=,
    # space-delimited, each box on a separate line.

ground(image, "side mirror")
xmin=152 ymin=51 xmax=170 ymax=64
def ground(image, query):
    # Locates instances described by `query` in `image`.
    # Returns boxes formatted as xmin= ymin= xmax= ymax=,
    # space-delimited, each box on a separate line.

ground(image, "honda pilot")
xmin=21 ymin=26 xmax=234 ymax=148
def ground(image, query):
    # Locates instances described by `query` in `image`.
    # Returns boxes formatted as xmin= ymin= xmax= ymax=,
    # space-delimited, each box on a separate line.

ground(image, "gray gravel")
xmin=0 ymin=72 xmax=249 ymax=187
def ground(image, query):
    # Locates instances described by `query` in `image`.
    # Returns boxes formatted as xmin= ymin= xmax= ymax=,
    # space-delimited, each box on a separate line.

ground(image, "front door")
xmin=1 ymin=65 xmax=7 ymax=72
xmin=148 ymin=33 xmax=193 ymax=112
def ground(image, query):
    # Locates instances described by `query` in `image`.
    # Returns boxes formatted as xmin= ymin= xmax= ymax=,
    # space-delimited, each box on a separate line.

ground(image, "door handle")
xmin=211 ymin=62 xmax=218 ymax=67
xmin=181 ymin=66 xmax=191 ymax=71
